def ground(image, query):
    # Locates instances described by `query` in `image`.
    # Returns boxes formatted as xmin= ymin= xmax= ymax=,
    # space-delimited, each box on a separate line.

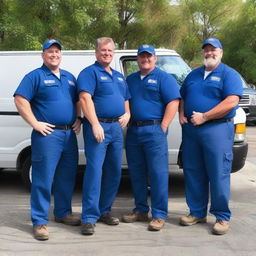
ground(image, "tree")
xmin=221 ymin=0 xmax=256 ymax=83
xmin=177 ymin=0 xmax=242 ymax=65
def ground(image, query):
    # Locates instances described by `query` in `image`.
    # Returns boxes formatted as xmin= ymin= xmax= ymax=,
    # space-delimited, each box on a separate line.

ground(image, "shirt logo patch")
xmin=68 ymin=80 xmax=75 ymax=86
xmin=100 ymin=76 xmax=108 ymax=81
xmin=118 ymin=77 xmax=124 ymax=82
xmin=147 ymin=79 xmax=157 ymax=84
xmin=44 ymin=80 xmax=56 ymax=84
xmin=210 ymin=76 xmax=221 ymax=82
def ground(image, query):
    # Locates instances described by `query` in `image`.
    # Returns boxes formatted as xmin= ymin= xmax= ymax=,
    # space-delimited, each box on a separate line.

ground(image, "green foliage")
xmin=221 ymin=0 xmax=256 ymax=83
xmin=177 ymin=0 xmax=242 ymax=66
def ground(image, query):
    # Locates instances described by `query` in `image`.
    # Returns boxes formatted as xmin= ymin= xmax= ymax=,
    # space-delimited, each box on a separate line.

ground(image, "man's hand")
xmin=92 ymin=123 xmax=105 ymax=143
xmin=118 ymin=112 xmax=130 ymax=128
xmin=32 ymin=121 xmax=55 ymax=136
xmin=190 ymin=111 xmax=207 ymax=126
xmin=179 ymin=114 xmax=188 ymax=125
xmin=72 ymin=118 xmax=82 ymax=135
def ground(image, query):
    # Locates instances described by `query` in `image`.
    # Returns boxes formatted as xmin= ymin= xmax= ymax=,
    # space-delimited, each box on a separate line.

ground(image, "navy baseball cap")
xmin=202 ymin=38 xmax=222 ymax=49
xmin=42 ymin=39 xmax=62 ymax=51
xmin=137 ymin=44 xmax=156 ymax=55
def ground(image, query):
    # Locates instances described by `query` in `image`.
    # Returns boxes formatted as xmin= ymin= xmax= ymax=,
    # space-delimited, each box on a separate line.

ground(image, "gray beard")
xmin=203 ymin=57 xmax=220 ymax=69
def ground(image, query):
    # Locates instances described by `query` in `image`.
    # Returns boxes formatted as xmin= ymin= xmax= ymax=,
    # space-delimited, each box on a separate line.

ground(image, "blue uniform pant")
xmin=31 ymin=129 xmax=78 ymax=226
xmin=81 ymin=121 xmax=123 ymax=223
xmin=182 ymin=121 xmax=234 ymax=221
xmin=126 ymin=124 xmax=169 ymax=219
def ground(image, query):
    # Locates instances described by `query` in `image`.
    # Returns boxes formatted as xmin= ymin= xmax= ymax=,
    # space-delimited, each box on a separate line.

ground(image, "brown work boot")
xmin=55 ymin=213 xmax=81 ymax=226
xmin=81 ymin=223 xmax=96 ymax=235
xmin=122 ymin=211 xmax=149 ymax=223
xmin=33 ymin=224 xmax=49 ymax=241
xmin=180 ymin=215 xmax=207 ymax=226
xmin=98 ymin=213 xmax=119 ymax=225
xmin=148 ymin=218 xmax=165 ymax=231
xmin=212 ymin=220 xmax=229 ymax=235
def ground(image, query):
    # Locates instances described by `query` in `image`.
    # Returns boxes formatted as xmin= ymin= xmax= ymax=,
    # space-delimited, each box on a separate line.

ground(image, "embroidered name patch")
xmin=44 ymin=80 xmax=56 ymax=84
xmin=68 ymin=80 xmax=75 ymax=86
xmin=118 ymin=77 xmax=124 ymax=81
xmin=147 ymin=79 xmax=157 ymax=84
xmin=210 ymin=76 xmax=221 ymax=82
xmin=100 ymin=76 xmax=108 ymax=80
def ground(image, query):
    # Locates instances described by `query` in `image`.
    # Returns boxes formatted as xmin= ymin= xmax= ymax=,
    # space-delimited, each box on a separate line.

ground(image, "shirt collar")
xmin=94 ymin=61 xmax=117 ymax=75
xmin=41 ymin=64 xmax=66 ymax=77
xmin=200 ymin=62 xmax=224 ymax=74
xmin=138 ymin=66 xmax=158 ymax=78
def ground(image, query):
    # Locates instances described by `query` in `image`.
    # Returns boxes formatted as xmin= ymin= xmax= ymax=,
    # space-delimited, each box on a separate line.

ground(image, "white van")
xmin=0 ymin=49 xmax=248 ymax=189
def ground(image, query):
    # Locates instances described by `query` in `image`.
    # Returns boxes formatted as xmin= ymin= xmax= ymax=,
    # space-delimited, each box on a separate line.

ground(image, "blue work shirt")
xmin=180 ymin=62 xmax=243 ymax=119
xmin=77 ymin=61 xmax=130 ymax=118
xmin=127 ymin=67 xmax=181 ymax=121
xmin=14 ymin=64 xmax=77 ymax=125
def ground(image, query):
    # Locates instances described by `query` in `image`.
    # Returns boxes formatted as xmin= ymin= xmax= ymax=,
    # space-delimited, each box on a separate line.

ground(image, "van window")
xmin=121 ymin=55 xmax=191 ymax=85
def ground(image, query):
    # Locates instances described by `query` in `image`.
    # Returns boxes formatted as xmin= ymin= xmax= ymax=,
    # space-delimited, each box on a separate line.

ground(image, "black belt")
xmin=206 ymin=118 xmax=233 ymax=123
xmin=98 ymin=117 xmax=119 ymax=123
xmin=188 ymin=118 xmax=233 ymax=124
xmin=128 ymin=120 xmax=162 ymax=127
xmin=54 ymin=125 xmax=73 ymax=130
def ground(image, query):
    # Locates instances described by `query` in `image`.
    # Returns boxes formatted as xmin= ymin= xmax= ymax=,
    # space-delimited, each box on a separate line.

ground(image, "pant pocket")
xmin=223 ymin=152 xmax=233 ymax=174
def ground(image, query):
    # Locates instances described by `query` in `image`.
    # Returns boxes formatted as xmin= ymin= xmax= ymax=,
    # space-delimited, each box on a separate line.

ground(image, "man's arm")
xmin=72 ymin=101 xmax=82 ymax=135
xmin=118 ymin=100 xmax=130 ymax=128
xmin=191 ymin=95 xmax=239 ymax=125
xmin=161 ymin=99 xmax=180 ymax=132
xmin=14 ymin=95 xmax=54 ymax=136
xmin=79 ymin=91 xmax=104 ymax=142
xmin=178 ymin=99 xmax=188 ymax=125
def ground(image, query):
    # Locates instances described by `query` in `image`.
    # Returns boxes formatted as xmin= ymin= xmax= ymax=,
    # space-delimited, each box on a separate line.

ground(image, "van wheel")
xmin=21 ymin=156 xmax=32 ymax=191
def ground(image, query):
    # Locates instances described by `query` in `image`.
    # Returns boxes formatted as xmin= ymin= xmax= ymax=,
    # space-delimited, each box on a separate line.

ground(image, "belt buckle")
xmin=64 ymin=125 xmax=68 ymax=130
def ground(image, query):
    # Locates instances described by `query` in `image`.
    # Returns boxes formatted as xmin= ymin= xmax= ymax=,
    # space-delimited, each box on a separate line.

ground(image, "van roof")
xmin=0 ymin=48 xmax=179 ymax=56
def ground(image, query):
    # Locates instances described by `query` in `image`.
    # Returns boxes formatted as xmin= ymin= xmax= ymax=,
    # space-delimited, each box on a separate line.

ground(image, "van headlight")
xmin=234 ymin=123 xmax=246 ymax=142
xmin=250 ymin=94 xmax=256 ymax=105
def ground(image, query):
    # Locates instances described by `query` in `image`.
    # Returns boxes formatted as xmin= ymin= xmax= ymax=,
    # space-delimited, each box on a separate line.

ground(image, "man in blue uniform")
xmin=77 ymin=37 xmax=130 ymax=235
xmin=14 ymin=39 xmax=82 ymax=240
xmin=179 ymin=38 xmax=243 ymax=235
xmin=122 ymin=45 xmax=180 ymax=231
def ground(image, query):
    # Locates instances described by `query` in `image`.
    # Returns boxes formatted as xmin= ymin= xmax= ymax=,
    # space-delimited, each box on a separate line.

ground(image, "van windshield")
xmin=122 ymin=55 xmax=191 ymax=86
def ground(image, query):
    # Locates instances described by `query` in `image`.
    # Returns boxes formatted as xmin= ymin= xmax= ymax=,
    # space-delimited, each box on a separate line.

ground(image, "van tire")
xmin=21 ymin=156 xmax=32 ymax=191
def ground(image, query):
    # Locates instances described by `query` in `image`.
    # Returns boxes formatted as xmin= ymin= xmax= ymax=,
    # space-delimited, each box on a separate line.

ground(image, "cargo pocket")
xmin=223 ymin=152 xmax=233 ymax=174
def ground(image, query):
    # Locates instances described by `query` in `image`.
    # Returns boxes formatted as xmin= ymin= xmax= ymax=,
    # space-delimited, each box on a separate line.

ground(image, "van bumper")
xmin=231 ymin=141 xmax=248 ymax=173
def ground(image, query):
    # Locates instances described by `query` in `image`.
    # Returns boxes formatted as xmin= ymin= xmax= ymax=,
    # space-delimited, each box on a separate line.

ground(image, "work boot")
xmin=212 ymin=220 xmax=229 ymax=235
xmin=33 ymin=224 xmax=49 ymax=241
xmin=81 ymin=223 xmax=96 ymax=235
xmin=180 ymin=215 xmax=207 ymax=226
xmin=98 ymin=213 xmax=119 ymax=225
xmin=55 ymin=213 xmax=81 ymax=226
xmin=148 ymin=218 xmax=165 ymax=231
xmin=122 ymin=211 xmax=149 ymax=223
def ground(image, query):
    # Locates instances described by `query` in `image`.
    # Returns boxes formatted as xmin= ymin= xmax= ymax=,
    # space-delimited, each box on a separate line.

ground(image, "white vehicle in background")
xmin=0 ymin=49 xmax=248 ymax=189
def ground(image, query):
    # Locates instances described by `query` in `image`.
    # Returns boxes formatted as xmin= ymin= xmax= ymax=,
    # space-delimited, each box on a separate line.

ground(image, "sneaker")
xmin=33 ymin=224 xmax=49 ymax=241
xmin=122 ymin=211 xmax=149 ymax=223
xmin=212 ymin=220 xmax=229 ymax=235
xmin=81 ymin=223 xmax=96 ymax=235
xmin=55 ymin=213 xmax=81 ymax=226
xmin=148 ymin=218 xmax=165 ymax=231
xmin=180 ymin=215 xmax=207 ymax=226
xmin=98 ymin=213 xmax=119 ymax=225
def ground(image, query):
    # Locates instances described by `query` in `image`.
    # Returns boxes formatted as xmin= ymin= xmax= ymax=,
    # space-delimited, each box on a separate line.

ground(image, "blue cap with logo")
xmin=202 ymin=38 xmax=222 ymax=49
xmin=42 ymin=39 xmax=62 ymax=51
xmin=137 ymin=44 xmax=156 ymax=55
